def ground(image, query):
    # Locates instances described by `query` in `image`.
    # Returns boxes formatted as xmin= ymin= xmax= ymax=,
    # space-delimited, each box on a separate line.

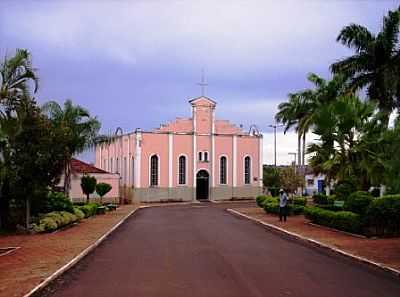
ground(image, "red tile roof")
xmin=71 ymin=158 xmax=109 ymax=174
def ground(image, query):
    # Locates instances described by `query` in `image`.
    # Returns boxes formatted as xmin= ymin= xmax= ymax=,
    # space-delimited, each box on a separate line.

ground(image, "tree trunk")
xmin=302 ymin=133 xmax=306 ymax=166
xmin=297 ymin=133 xmax=301 ymax=167
xmin=63 ymin=158 xmax=71 ymax=196
xmin=86 ymin=193 xmax=89 ymax=204
xmin=0 ymin=177 xmax=11 ymax=229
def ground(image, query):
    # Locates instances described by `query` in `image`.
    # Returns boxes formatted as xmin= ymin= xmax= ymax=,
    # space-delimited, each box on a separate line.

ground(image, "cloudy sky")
xmin=0 ymin=0 xmax=397 ymax=164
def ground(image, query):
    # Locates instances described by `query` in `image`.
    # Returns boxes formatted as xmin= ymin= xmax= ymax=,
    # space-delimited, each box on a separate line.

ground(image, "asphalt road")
xmin=40 ymin=203 xmax=400 ymax=297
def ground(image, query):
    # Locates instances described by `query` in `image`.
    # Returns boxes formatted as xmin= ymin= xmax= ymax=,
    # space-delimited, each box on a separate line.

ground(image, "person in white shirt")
xmin=279 ymin=189 xmax=288 ymax=222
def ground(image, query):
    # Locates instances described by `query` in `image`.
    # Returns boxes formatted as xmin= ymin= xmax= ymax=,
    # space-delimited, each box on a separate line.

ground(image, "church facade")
xmin=95 ymin=96 xmax=263 ymax=202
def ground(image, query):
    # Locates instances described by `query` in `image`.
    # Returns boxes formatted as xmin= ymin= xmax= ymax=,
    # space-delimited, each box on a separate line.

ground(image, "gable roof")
xmin=71 ymin=158 xmax=109 ymax=174
xmin=189 ymin=96 xmax=217 ymax=106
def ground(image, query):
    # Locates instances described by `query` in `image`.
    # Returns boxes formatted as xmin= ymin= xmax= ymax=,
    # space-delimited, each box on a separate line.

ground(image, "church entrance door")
xmin=196 ymin=170 xmax=209 ymax=200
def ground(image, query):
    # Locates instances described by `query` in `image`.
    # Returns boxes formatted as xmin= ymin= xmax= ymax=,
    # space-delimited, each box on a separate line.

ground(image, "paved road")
xmin=40 ymin=203 xmax=400 ymax=297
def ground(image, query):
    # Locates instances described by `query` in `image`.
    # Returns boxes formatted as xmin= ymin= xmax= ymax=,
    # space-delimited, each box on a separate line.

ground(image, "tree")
xmin=331 ymin=6 xmax=400 ymax=126
xmin=42 ymin=100 xmax=100 ymax=195
xmin=95 ymin=182 xmax=112 ymax=204
xmin=81 ymin=175 xmax=97 ymax=203
xmin=263 ymin=166 xmax=281 ymax=196
xmin=279 ymin=166 xmax=304 ymax=194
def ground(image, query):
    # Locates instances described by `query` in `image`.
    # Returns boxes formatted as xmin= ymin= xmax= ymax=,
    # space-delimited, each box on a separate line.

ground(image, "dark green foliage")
xmin=38 ymin=192 xmax=74 ymax=214
xmin=327 ymin=195 xmax=336 ymax=204
xmin=268 ymin=187 xmax=280 ymax=197
xmin=304 ymin=207 xmax=362 ymax=234
xmin=365 ymin=195 xmax=400 ymax=236
xmin=32 ymin=211 xmax=78 ymax=233
xmin=263 ymin=166 xmax=281 ymax=189
xmin=370 ymin=188 xmax=380 ymax=198
xmin=80 ymin=175 xmax=97 ymax=203
xmin=293 ymin=197 xmax=307 ymax=206
xmin=317 ymin=204 xmax=343 ymax=212
xmin=95 ymin=183 xmax=112 ymax=203
xmin=344 ymin=191 xmax=373 ymax=215
xmin=78 ymin=203 xmax=98 ymax=218
xmin=256 ymin=195 xmax=277 ymax=207
xmin=263 ymin=202 xmax=304 ymax=216
xmin=313 ymin=193 xmax=328 ymax=205
xmin=334 ymin=180 xmax=356 ymax=201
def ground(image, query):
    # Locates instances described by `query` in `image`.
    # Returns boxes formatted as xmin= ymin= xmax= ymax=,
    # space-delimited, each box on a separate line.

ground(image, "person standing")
xmin=279 ymin=189 xmax=288 ymax=222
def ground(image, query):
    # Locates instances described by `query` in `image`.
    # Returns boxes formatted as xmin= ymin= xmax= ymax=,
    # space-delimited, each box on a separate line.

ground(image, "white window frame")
xmin=243 ymin=155 xmax=252 ymax=185
xmin=149 ymin=154 xmax=160 ymax=187
xmin=177 ymin=154 xmax=188 ymax=186
xmin=219 ymin=155 xmax=228 ymax=185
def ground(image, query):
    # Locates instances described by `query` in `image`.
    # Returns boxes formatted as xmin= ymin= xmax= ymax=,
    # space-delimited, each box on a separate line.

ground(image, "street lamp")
xmin=268 ymin=123 xmax=284 ymax=167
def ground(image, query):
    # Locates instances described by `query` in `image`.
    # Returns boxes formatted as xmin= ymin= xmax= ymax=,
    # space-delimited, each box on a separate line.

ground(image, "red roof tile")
xmin=71 ymin=158 xmax=109 ymax=174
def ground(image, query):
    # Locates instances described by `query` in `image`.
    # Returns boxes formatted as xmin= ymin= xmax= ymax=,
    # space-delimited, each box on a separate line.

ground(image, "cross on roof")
xmin=197 ymin=69 xmax=208 ymax=96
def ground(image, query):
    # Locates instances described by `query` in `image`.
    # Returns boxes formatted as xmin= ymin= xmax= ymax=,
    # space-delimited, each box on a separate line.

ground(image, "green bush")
xmin=263 ymin=202 xmax=304 ymax=215
xmin=256 ymin=195 xmax=277 ymax=208
xmin=344 ymin=191 xmax=373 ymax=215
xmin=365 ymin=195 xmax=400 ymax=236
xmin=327 ymin=195 xmax=336 ymax=205
xmin=268 ymin=187 xmax=280 ymax=197
xmin=79 ymin=203 xmax=99 ymax=218
xmin=73 ymin=207 xmax=85 ymax=220
xmin=313 ymin=193 xmax=328 ymax=205
xmin=334 ymin=180 xmax=356 ymax=201
xmin=317 ymin=204 xmax=343 ymax=212
xmin=293 ymin=197 xmax=307 ymax=206
xmin=40 ymin=192 xmax=74 ymax=214
xmin=304 ymin=207 xmax=362 ymax=234
xmin=33 ymin=211 xmax=78 ymax=233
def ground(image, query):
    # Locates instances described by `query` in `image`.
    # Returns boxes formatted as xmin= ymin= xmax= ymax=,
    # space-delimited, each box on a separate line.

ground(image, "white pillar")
xmin=192 ymin=106 xmax=197 ymax=200
xmin=233 ymin=135 xmax=237 ymax=187
xmin=168 ymin=133 xmax=173 ymax=188
xmin=134 ymin=130 xmax=142 ymax=188
xmin=259 ymin=135 xmax=263 ymax=188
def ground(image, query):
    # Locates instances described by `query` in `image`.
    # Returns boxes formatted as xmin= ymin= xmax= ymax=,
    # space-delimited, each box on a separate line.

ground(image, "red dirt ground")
xmin=0 ymin=204 xmax=138 ymax=297
xmin=232 ymin=206 xmax=400 ymax=271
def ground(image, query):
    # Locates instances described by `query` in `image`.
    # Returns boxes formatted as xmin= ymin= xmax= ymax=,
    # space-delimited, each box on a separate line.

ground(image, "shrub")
xmin=365 ymin=195 xmax=400 ymax=236
xmin=95 ymin=182 xmax=112 ymax=204
xmin=344 ymin=191 xmax=373 ymax=215
xmin=81 ymin=175 xmax=97 ymax=203
xmin=317 ymin=204 xmax=343 ymax=212
xmin=73 ymin=207 xmax=85 ymax=220
xmin=304 ymin=207 xmax=362 ymax=234
xmin=268 ymin=187 xmax=280 ymax=197
xmin=40 ymin=192 xmax=74 ymax=213
xmin=293 ymin=197 xmax=307 ymax=206
xmin=256 ymin=195 xmax=277 ymax=208
xmin=79 ymin=203 xmax=98 ymax=218
xmin=263 ymin=202 xmax=304 ymax=215
xmin=32 ymin=211 xmax=78 ymax=233
xmin=313 ymin=193 xmax=328 ymax=205
xmin=334 ymin=180 xmax=356 ymax=201
xmin=327 ymin=195 xmax=336 ymax=205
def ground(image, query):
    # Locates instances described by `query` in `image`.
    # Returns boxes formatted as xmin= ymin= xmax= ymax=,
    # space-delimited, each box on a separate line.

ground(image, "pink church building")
xmin=95 ymin=96 xmax=263 ymax=202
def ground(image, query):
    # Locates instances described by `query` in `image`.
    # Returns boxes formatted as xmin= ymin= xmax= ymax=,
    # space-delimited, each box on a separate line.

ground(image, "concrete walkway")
xmin=40 ymin=204 xmax=400 ymax=297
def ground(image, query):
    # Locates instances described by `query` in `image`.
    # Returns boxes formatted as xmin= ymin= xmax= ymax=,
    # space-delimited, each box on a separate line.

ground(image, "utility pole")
xmin=268 ymin=123 xmax=284 ymax=167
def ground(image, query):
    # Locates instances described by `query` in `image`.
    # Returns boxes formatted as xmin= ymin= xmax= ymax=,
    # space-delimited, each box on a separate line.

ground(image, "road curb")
xmin=23 ymin=206 xmax=141 ymax=297
xmin=226 ymin=208 xmax=400 ymax=278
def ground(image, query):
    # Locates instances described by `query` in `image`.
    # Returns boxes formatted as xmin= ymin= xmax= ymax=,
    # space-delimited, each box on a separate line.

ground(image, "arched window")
xmin=103 ymin=159 xmax=107 ymax=170
xmin=110 ymin=158 xmax=113 ymax=173
xmin=178 ymin=155 xmax=186 ymax=185
xmin=150 ymin=155 xmax=159 ymax=186
xmin=198 ymin=151 xmax=203 ymax=161
xmin=244 ymin=156 xmax=251 ymax=184
xmin=116 ymin=157 xmax=119 ymax=174
xmin=204 ymin=152 xmax=208 ymax=162
xmin=220 ymin=156 xmax=227 ymax=184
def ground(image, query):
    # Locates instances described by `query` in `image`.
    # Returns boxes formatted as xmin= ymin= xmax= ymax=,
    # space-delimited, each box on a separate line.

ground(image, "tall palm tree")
xmin=331 ymin=6 xmax=400 ymax=125
xmin=0 ymin=49 xmax=39 ymax=113
xmin=42 ymin=100 xmax=100 ymax=194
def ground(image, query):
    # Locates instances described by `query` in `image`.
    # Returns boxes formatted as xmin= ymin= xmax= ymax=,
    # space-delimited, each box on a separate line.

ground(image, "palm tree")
xmin=331 ymin=6 xmax=400 ymax=125
xmin=42 ymin=100 xmax=100 ymax=195
xmin=0 ymin=49 xmax=39 ymax=112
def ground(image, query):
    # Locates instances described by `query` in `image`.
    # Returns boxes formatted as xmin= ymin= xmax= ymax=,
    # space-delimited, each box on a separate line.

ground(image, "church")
xmin=95 ymin=96 xmax=263 ymax=202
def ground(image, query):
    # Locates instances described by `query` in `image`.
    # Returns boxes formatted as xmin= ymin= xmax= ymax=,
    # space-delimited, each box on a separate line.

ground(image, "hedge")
xmin=304 ymin=207 xmax=362 ymax=234
xmin=78 ymin=203 xmax=99 ymax=218
xmin=344 ymin=191 xmax=373 ymax=215
xmin=263 ymin=202 xmax=304 ymax=216
xmin=33 ymin=211 xmax=79 ymax=233
xmin=313 ymin=193 xmax=328 ymax=205
xmin=256 ymin=195 xmax=278 ymax=208
xmin=292 ymin=197 xmax=307 ymax=206
xmin=365 ymin=195 xmax=400 ymax=236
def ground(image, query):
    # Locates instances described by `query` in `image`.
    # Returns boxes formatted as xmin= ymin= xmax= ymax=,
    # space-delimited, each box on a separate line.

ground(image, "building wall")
xmin=95 ymin=97 xmax=263 ymax=202
xmin=68 ymin=172 xmax=120 ymax=203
